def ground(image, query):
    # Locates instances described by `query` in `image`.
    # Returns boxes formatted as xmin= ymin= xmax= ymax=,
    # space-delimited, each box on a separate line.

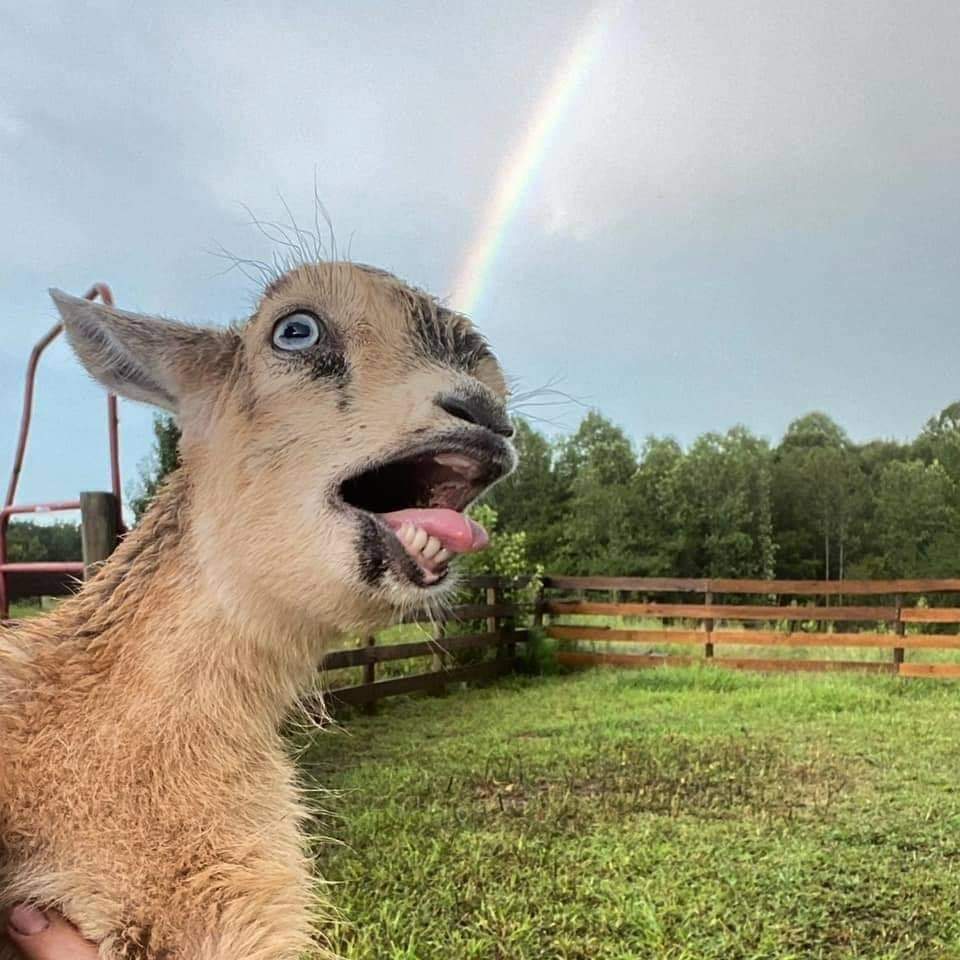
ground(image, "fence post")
xmin=362 ymin=635 xmax=377 ymax=714
xmin=486 ymin=582 xmax=499 ymax=636
xmin=704 ymin=589 xmax=714 ymax=659
xmin=893 ymin=593 xmax=905 ymax=668
xmin=430 ymin=619 xmax=448 ymax=696
xmin=533 ymin=581 xmax=545 ymax=630
xmin=488 ymin=581 xmax=509 ymax=667
xmin=80 ymin=491 xmax=119 ymax=579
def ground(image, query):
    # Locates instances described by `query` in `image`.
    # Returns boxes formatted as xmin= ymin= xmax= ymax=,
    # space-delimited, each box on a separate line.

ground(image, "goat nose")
xmin=436 ymin=392 xmax=515 ymax=438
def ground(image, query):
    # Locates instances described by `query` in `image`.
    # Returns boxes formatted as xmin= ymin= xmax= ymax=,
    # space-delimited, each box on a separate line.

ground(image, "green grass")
xmin=7 ymin=600 xmax=49 ymax=620
xmin=299 ymin=667 xmax=960 ymax=959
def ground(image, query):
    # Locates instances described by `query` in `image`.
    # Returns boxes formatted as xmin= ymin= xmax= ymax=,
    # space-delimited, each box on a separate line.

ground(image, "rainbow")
xmin=450 ymin=7 xmax=612 ymax=315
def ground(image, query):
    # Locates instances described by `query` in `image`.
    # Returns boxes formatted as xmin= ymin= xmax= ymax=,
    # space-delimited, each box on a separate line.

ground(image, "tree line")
xmin=9 ymin=404 xmax=960 ymax=582
xmin=485 ymin=405 xmax=960 ymax=581
xmin=4 ymin=520 xmax=81 ymax=564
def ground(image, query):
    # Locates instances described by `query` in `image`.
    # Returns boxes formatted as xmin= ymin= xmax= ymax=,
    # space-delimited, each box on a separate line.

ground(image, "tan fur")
xmin=0 ymin=262 xmax=512 ymax=959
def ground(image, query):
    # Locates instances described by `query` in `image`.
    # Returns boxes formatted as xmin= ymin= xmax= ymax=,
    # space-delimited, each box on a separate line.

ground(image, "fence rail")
xmin=543 ymin=576 xmax=960 ymax=595
xmin=544 ymin=601 xmax=903 ymax=622
xmin=540 ymin=575 xmax=960 ymax=678
xmin=326 ymin=657 xmax=516 ymax=709
xmin=317 ymin=583 xmax=528 ymax=714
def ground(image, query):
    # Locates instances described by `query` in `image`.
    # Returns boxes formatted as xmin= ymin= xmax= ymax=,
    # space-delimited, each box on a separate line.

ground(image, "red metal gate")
xmin=1 ymin=283 xmax=123 ymax=619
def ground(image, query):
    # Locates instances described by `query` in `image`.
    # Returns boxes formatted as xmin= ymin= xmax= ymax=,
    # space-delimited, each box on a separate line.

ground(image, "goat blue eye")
xmin=272 ymin=312 xmax=322 ymax=351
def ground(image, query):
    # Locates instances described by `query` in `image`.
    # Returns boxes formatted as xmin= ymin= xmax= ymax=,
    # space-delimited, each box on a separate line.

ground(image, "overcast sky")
xmin=2 ymin=0 xmax=959 ymax=513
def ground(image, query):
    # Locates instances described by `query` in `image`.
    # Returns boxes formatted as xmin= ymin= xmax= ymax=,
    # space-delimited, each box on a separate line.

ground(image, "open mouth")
xmin=339 ymin=437 xmax=512 ymax=587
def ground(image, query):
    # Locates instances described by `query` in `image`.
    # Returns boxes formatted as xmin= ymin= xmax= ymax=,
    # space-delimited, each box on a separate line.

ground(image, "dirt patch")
xmin=468 ymin=734 xmax=853 ymax=823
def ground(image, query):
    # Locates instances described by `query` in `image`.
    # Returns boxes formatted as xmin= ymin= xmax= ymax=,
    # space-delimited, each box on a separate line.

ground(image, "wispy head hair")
xmin=208 ymin=172 xmax=342 ymax=295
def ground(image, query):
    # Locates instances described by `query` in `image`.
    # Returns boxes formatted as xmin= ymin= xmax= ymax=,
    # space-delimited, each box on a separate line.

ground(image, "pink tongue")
xmin=381 ymin=508 xmax=489 ymax=553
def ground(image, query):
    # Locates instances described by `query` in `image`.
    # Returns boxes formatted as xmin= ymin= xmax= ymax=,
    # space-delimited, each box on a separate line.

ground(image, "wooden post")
xmin=80 ymin=491 xmax=119 ymax=578
xmin=430 ymin=620 xmax=448 ymax=696
xmin=704 ymin=589 xmax=714 ymax=658
xmin=488 ymin=583 xmax=502 ymax=662
xmin=362 ymin=635 xmax=377 ymax=714
xmin=486 ymin=584 xmax=499 ymax=636
xmin=533 ymin=582 xmax=545 ymax=630
xmin=893 ymin=593 xmax=905 ymax=668
xmin=488 ymin=581 xmax=515 ymax=667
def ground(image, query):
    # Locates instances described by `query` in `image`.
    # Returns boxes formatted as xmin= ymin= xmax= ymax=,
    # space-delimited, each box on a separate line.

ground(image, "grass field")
xmin=7 ymin=601 xmax=47 ymax=620
xmin=301 ymin=666 xmax=960 ymax=960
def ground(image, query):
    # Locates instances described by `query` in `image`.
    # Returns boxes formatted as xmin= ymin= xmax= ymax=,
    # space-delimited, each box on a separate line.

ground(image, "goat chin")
xmin=1 ymin=260 xmax=515 ymax=959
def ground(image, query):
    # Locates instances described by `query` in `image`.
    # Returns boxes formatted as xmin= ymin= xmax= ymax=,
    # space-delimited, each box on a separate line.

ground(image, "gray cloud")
xmin=2 ymin=0 xmax=959 ymax=508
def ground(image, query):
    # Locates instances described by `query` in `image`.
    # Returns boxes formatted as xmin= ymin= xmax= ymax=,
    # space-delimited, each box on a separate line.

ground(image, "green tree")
xmin=553 ymin=412 xmax=638 ymax=574
xmin=863 ymin=460 xmax=960 ymax=577
xmin=914 ymin=401 xmax=960 ymax=490
xmin=626 ymin=436 xmax=685 ymax=575
xmin=856 ymin=439 xmax=911 ymax=483
xmin=554 ymin=410 xmax=636 ymax=489
xmin=6 ymin=524 xmax=44 ymax=562
xmin=6 ymin=521 xmax=81 ymax=562
xmin=772 ymin=413 xmax=867 ymax=579
xmin=807 ymin=446 xmax=868 ymax=581
xmin=129 ymin=415 xmax=182 ymax=522
xmin=779 ymin=411 xmax=850 ymax=451
xmin=674 ymin=427 xmax=775 ymax=578
xmin=485 ymin=419 xmax=565 ymax=566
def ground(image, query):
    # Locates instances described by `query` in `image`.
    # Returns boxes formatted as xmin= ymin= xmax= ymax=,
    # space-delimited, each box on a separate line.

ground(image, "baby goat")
xmin=0 ymin=261 xmax=515 ymax=959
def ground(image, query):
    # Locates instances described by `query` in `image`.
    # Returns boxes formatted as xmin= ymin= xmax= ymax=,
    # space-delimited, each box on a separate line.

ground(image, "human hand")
xmin=7 ymin=905 xmax=98 ymax=960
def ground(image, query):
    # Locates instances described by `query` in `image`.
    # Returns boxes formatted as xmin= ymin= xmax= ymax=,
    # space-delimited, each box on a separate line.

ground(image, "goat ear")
xmin=50 ymin=289 xmax=238 ymax=413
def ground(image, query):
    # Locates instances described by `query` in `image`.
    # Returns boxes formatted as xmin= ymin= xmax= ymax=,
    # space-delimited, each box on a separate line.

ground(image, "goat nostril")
xmin=436 ymin=393 xmax=513 ymax=438
xmin=437 ymin=395 xmax=479 ymax=427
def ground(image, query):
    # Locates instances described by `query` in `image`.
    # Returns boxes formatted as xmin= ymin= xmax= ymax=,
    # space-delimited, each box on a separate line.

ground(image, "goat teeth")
xmin=434 ymin=548 xmax=452 ymax=564
xmin=411 ymin=527 xmax=429 ymax=552
xmin=399 ymin=523 xmax=415 ymax=545
xmin=434 ymin=453 xmax=482 ymax=479
xmin=422 ymin=536 xmax=442 ymax=559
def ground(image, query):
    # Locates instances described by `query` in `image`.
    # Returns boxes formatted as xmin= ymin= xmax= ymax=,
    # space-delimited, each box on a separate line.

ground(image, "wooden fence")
xmin=1 ymin=573 xmax=530 ymax=709
xmin=319 ymin=576 xmax=529 ymax=713
xmin=539 ymin=576 xmax=960 ymax=679
xmin=8 ymin=572 xmax=960 ymax=710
